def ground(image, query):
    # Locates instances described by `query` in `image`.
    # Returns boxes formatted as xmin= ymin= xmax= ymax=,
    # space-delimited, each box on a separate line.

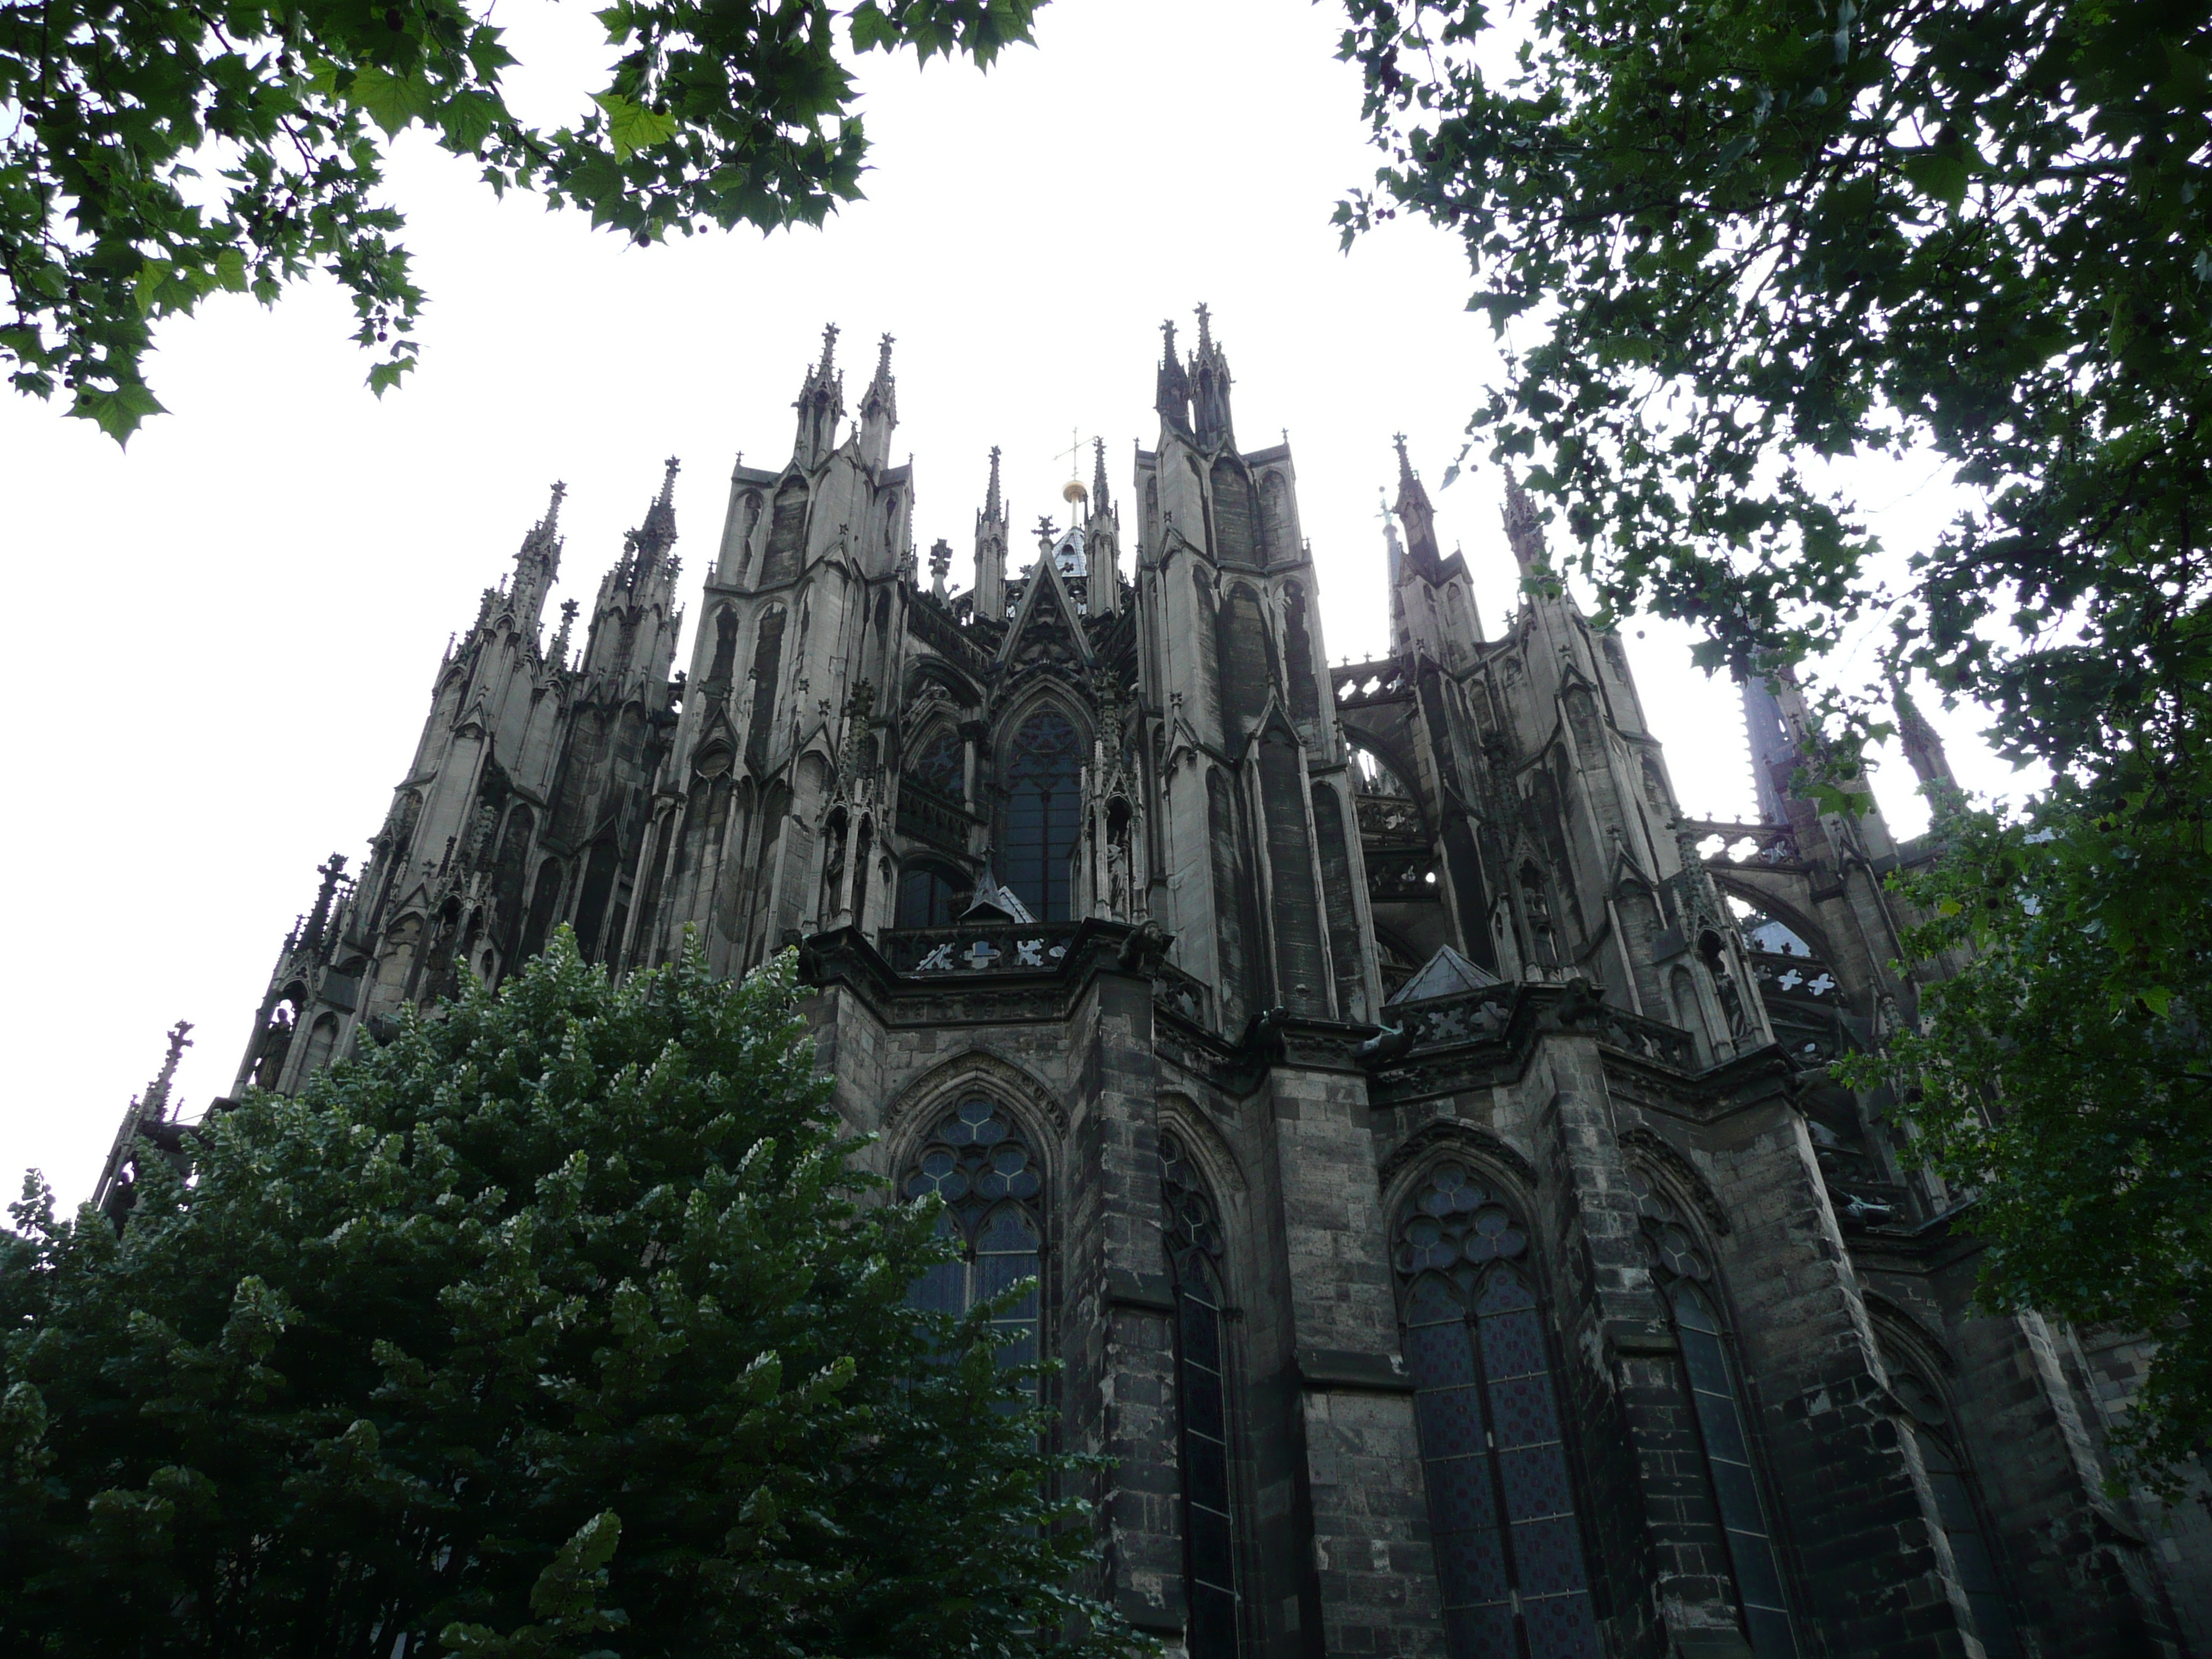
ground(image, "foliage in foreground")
xmin=1339 ymin=0 xmax=2212 ymax=1480
xmin=1844 ymin=789 xmax=2212 ymax=1492
xmin=0 ymin=932 xmax=1133 ymax=1658
xmin=1 ymin=0 xmax=1041 ymax=441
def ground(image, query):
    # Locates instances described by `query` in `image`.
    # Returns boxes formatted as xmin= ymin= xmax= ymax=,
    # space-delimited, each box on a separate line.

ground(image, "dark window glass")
xmin=909 ymin=727 xmax=963 ymax=798
xmin=1395 ymin=1164 xmax=1600 ymax=1659
xmin=1630 ymin=1166 xmax=1799 ymax=1658
xmin=1672 ymin=1283 xmax=1796 ymax=1655
xmin=1004 ymin=709 xmax=1082 ymax=921
xmin=896 ymin=864 xmax=970 ymax=929
xmin=1162 ymin=1131 xmax=1241 ymax=1658
xmin=902 ymin=1097 xmax=1043 ymax=1393
xmin=1895 ymin=1375 xmax=2021 ymax=1659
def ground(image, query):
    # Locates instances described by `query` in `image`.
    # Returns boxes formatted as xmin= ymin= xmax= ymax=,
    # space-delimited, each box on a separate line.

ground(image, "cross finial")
xmin=1058 ymin=426 xmax=1085 ymax=482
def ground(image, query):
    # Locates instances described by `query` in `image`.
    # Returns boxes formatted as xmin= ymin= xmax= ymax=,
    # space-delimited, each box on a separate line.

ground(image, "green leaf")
xmin=215 ymin=248 xmax=248 ymax=292
xmin=1900 ymin=146 xmax=1969 ymax=207
xmin=346 ymin=66 xmax=437 ymax=136
xmin=593 ymin=93 xmax=678 ymax=162
xmin=71 ymin=381 xmax=168 ymax=445
xmin=440 ymin=90 xmax=503 ymax=156
xmin=134 ymin=259 xmax=171 ymax=316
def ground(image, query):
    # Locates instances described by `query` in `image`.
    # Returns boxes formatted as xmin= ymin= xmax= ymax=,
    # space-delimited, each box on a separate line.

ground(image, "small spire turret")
xmin=1155 ymin=318 xmax=1192 ymax=433
xmin=1501 ymin=467 xmax=1547 ymax=581
xmin=1393 ymin=435 xmax=1442 ymax=572
xmin=505 ymin=480 xmax=567 ymax=638
xmin=858 ymin=332 xmax=899 ymax=469
xmin=974 ymin=445 xmax=1010 ymax=619
xmin=793 ymin=323 xmax=846 ymax=469
xmin=1891 ymin=674 xmax=1961 ymax=804
xmin=1190 ymin=302 xmax=1235 ymax=451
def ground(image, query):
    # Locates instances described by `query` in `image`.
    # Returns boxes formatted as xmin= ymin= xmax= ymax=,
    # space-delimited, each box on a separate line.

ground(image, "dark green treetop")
xmin=0 ymin=931 xmax=1138 ymax=1657
xmin=1 ymin=0 xmax=1042 ymax=440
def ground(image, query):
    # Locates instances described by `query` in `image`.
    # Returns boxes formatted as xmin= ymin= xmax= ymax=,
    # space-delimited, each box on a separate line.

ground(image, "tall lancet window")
xmin=903 ymin=1097 xmax=1043 ymax=1384
xmin=1160 ymin=1130 xmax=1240 ymax=1658
xmin=1629 ymin=1168 xmax=1797 ymax=1658
xmin=1004 ymin=708 xmax=1082 ymax=921
xmin=1395 ymin=1164 xmax=1601 ymax=1659
xmin=1888 ymin=1370 xmax=2022 ymax=1659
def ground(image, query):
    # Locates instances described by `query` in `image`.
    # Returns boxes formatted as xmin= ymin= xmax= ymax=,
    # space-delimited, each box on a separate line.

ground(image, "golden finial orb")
xmin=1062 ymin=478 xmax=1088 ymax=505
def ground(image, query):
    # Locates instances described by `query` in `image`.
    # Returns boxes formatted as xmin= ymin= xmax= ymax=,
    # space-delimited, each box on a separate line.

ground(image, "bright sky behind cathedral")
xmin=0 ymin=0 xmax=2015 ymax=1204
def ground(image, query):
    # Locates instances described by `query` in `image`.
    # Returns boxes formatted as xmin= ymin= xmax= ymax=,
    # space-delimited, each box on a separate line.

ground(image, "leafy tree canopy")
xmin=1 ymin=0 xmax=1040 ymax=440
xmin=0 ymin=933 xmax=1135 ymax=1658
xmin=1339 ymin=0 xmax=2211 ymax=1480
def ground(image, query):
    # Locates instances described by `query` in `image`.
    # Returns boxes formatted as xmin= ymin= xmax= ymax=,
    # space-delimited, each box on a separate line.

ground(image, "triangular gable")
xmin=1387 ymin=943 xmax=1502 ymax=1005
xmin=997 ymin=542 xmax=1094 ymax=673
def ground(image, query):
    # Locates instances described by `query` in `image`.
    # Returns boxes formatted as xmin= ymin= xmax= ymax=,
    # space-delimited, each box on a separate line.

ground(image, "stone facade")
xmin=208 ymin=315 xmax=2208 ymax=1658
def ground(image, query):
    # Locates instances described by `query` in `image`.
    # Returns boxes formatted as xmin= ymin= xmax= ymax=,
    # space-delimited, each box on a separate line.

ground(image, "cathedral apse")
xmin=177 ymin=315 xmax=2212 ymax=1659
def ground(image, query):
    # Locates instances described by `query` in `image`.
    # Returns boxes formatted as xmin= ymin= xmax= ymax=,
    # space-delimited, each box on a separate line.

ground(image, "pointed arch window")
xmin=1004 ymin=709 xmax=1081 ymax=922
xmin=1890 ymin=1371 xmax=2022 ymax=1659
xmin=1394 ymin=1164 xmax=1601 ymax=1659
xmin=1631 ymin=1169 xmax=1797 ymax=1658
xmin=903 ymin=1097 xmax=1043 ymax=1382
xmin=909 ymin=725 xmax=964 ymax=800
xmin=1160 ymin=1131 xmax=1241 ymax=1658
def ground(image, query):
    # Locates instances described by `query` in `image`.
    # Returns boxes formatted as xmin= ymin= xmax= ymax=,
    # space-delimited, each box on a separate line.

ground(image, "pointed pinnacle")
xmin=658 ymin=457 xmax=680 ymax=506
xmin=1195 ymin=301 xmax=1213 ymax=352
xmin=1161 ymin=318 xmax=1178 ymax=364
xmin=985 ymin=444 xmax=1003 ymax=517
xmin=543 ymin=480 xmax=567 ymax=533
xmin=817 ymin=322 xmax=840 ymax=377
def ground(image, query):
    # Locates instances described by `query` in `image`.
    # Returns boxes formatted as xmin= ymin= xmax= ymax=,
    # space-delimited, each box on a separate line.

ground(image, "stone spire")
xmin=1381 ymin=486 xmax=1411 ymax=652
xmin=858 ymin=332 xmax=898 ymax=469
xmin=1155 ymin=317 xmax=1192 ymax=434
xmin=636 ymin=457 xmax=680 ymax=558
xmin=301 ymin=852 xmax=349 ymax=952
xmin=1190 ymin=302 xmax=1235 ymax=451
xmin=581 ymin=459 xmax=685 ymax=687
xmin=1393 ymin=435 xmax=1442 ymax=572
xmin=792 ymin=323 xmax=845 ymax=469
xmin=93 ymin=1019 xmax=194 ymax=1222
xmin=506 ymin=480 xmax=566 ymax=637
xmin=974 ymin=444 xmax=1010 ymax=620
xmin=1890 ymin=674 xmax=1961 ymax=801
xmin=1085 ymin=436 xmax=1122 ymax=614
xmin=1501 ymin=466 xmax=1548 ymax=580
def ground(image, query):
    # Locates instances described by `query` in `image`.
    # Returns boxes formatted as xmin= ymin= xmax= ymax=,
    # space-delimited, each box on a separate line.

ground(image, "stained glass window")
xmin=1394 ymin=1163 xmax=1601 ymax=1659
xmin=1893 ymin=1373 xmax=2021 ymax=1659
xmin=904 ymin=1097 xmax=1043 ymax=1384
xmin=1004 ymin=708 xmax=1082 ymax=922
xmin=896 ymin=863 xmax=970 ymax=929
xmin=1161 ymin=1131 xmax=1240 ymax=1658
xmin=1630 ymin=1168 xmax=1798 ymax=1658
xmin=909 ymin=726 xmax=964 ymax=799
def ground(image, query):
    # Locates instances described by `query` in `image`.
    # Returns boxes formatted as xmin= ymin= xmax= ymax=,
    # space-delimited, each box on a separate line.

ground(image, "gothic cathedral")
xmin=201 ymin=317 xmax=2208 ymax=1658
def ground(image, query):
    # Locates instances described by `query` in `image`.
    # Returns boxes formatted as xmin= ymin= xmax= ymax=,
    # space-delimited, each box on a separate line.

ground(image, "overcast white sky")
xmin=0 ymin=0 xmax=2023 ymax=1208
